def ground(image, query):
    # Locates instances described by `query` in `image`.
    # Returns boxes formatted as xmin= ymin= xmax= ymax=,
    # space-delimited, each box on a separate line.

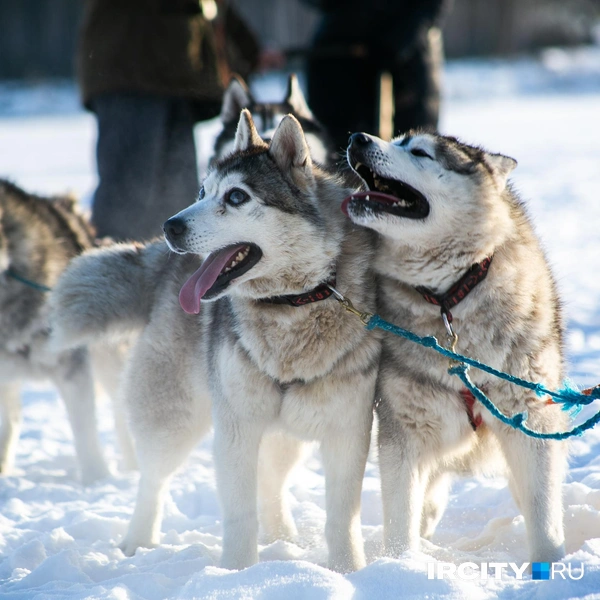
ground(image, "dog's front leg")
xmin=214 ymin=413 xmax=264 ymax=570
xmin=421 ymin=470 xmax=452 ymax=539
xmin=320 ymin=426 xmax=371 ymax=572
xmin=497 ymin=422 xmax=566 ymax=563
xmin=379 ymin=427 xmax=428 ymax=557
xmin=0 ymin=383 xmax=21 ymax=474
xmin=258 ymin=431 xmax=305 ymax=543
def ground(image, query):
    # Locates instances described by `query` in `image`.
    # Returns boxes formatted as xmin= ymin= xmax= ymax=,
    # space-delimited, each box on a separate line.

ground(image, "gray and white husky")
xmin=213 ymin=73 xmax=335 ymax=165
xmin=49 ymin=111 xmax=380 ymax=572
xmin=0 ymin=180 xmax=133 ymax=483
xmin=343 ymin=131 xmax=567 ymax=563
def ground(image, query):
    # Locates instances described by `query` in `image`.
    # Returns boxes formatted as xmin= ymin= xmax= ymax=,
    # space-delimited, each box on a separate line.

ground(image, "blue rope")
xmin=451 ymin=364 xmax=600 ymax=440
xmin=365 ymin=314 xmax=600 ymax=440
xmin=6 ymin=268 xmax=51 ymax=292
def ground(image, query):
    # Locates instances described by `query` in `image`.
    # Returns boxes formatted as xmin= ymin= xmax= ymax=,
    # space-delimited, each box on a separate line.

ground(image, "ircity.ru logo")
xmin=427 ymin=561 xmax=584 ymax=581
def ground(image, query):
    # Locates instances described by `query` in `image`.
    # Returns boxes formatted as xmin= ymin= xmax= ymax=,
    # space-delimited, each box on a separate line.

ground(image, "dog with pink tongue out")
xmin=49 ymin=109 xmax=380 ymax=572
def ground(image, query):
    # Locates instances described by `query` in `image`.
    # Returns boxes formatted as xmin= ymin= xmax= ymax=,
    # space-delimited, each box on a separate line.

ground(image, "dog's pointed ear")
xmin=221 ymin=75 xmax=253 ymax=123
xmin=233 ymin=109 xmax=264 ymax=152
xmin=487 ymin=153 xmax=517 ymax=189
xmin=285 ymin=74 xmax=313 ymax=120
xmin=52 ymin=192 xmax=78 ymax=212
xmin=269 ymin=115 xmax=313 ymax=188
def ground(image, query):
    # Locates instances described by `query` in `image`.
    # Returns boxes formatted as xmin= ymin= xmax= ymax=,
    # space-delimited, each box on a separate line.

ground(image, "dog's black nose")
xmin=349 ymin=133 xmax=372 ymax=147
xmin=163 ymin=217 xmax=187 ymax=240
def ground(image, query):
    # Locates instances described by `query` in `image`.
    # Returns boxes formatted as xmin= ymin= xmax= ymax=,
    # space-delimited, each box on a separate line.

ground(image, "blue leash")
xmin=5 ymin=268 xmax=52 ymax=292
xmin=328 ymin=287 xmax=600 ymax=440
xmin=450 ymin=363 xmax=600 ymax=440
xmin=366 ymin=314 xmax=600 ymax=440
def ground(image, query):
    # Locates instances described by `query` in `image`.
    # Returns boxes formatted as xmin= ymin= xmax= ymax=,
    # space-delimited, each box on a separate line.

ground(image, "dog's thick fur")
xmin=344 ymin=131 xmax=567 ymax=563
xmin=0 ymin=180 xmax=133 ymax=482
xmin=49 ymin=112 xmax=380 ymax=572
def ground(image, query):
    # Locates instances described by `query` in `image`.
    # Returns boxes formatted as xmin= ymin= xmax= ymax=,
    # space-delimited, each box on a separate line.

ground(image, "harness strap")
xmin=460 ymin=388 xmax=483 ymax=430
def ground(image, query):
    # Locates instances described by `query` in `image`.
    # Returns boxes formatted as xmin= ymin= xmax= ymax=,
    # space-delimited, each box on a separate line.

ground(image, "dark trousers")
xmin=307 ymin=28 xmax=442 ymax=153
xmin=91 ymin=92 xmax=200 ymax=241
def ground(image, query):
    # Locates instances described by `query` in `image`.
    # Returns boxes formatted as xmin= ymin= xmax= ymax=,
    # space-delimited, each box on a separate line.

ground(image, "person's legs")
xmin=390 ymin=27 xmax=443 ymax=135
xmin=158 ymin=98 xmax=200 ymax=220
xmin=91 ymin=93 xmax=199 ymax=242
xmin=307 ymin=52 xmax=379 ymax=155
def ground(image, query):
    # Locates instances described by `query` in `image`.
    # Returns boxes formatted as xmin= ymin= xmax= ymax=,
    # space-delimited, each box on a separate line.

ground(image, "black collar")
xmin=260 ymin=273 xmax=337 ymax=307
xmin=414 ymin=256 xmax=493 ymax=322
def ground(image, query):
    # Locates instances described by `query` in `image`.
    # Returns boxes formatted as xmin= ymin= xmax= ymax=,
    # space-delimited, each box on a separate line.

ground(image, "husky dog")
xmin=343 ymin=131 xmax=567 ymax=563
xmin=0 ymin=180 xmax=133 ymax=482
xmin=49 ymin=111 xmax=380 ymax=572
xmin=214 ymin=73 xmax=336 ymax=165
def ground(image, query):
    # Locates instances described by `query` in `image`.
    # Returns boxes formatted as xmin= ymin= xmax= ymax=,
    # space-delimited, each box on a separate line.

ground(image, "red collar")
xmin=415 ymin=256 xmax=493 ymax=323
xmin=261 ymin=274 xmax=337 ymax=307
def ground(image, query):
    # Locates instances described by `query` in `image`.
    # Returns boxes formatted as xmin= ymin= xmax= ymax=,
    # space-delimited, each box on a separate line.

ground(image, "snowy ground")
xmin=1 ymin=48 xmax=600 ymax=599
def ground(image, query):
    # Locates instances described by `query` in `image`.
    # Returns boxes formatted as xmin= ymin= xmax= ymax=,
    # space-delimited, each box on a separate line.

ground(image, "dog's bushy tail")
xmin=48 ymin=239 xmax=173 ymax=350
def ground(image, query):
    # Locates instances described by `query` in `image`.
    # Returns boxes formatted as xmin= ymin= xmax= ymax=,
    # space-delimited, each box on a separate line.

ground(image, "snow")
xmin=1 ymin=48 xmax=600 ymax=599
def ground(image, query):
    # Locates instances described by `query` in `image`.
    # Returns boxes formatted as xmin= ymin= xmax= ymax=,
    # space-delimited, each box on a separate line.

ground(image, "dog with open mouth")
xmin=343 ymin=131 xmax=568 ymax=564
xmin=49 ymin=110 xmax=380 ymax=572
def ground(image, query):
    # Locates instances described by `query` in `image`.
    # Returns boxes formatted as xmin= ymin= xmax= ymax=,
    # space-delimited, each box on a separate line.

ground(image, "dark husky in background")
xmin=0 ymin=180 xmax=133 ymax=482
xmin=213 ymin=73 xmax=336 ymax=165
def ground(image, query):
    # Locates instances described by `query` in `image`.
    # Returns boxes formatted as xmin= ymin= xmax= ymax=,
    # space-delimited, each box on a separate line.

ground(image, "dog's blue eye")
xmin=198 ymin=187 xmax=205 ymax=201
xmin=411 ymin=148 xmax=432 ymax=159
xmin=226 ymin=188 xmax=250 ymax=207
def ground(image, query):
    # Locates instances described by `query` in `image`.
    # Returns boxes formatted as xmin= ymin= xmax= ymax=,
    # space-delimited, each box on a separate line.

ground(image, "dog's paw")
xmin=79 ymin=462 xmax=111 ymax=486
xmin=327 ymin=553 xmax=366 ymax=574
xmin=118 ymin=536 xmax=157 ymax=557
xmin=260 ymin=520 xmax=298 ymax=545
